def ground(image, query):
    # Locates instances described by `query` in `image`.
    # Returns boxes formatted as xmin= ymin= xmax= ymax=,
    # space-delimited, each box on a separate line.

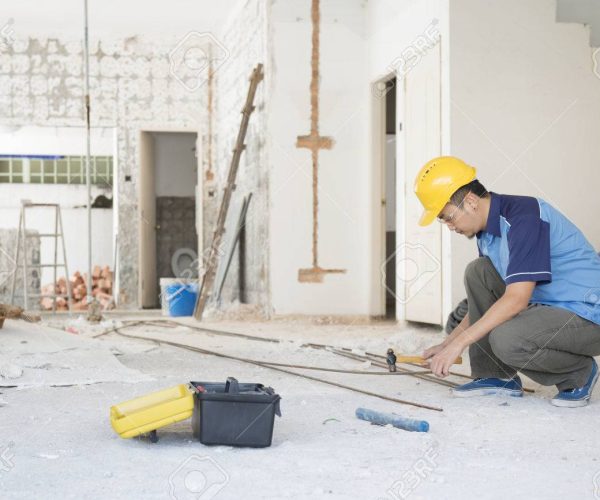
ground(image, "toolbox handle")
xmin=224 ymin=377 xmax=240 ymax=394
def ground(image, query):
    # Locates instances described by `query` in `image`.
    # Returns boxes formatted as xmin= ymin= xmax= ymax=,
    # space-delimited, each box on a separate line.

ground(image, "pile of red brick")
xmin=40 ymin=266 xmax=115 ymax=311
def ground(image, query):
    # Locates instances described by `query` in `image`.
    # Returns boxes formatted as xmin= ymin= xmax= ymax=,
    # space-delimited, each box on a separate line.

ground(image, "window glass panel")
xmin=96 ymin=166 xmax=108 ymax=180
xmin=69 ymin=157 xmax=81 ymax=175
xmin=56 ymin=159 xmax=68 ymax=174
xmin=30 ymin=160 xmax=41 ymax=173
xmin=0 ymin=155 xmax=113 ymax=184
xmin=12 ymin=160 xmax=22 ymax=173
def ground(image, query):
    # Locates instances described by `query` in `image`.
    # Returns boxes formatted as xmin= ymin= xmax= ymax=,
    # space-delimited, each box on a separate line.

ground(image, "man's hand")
xmin=427 ymin=341 xmax=465 ymax=378
xmin=422 ymin=342 xmax=446 ymax=360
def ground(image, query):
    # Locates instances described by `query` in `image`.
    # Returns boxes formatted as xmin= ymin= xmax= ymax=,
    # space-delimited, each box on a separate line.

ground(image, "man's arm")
xmin=428 ymin=281 xmax=535 ymax=377
xmin=446 ymin=313 xmax=471 ymax=345
xmin=423 ymin=313 xmax=470 ymax=359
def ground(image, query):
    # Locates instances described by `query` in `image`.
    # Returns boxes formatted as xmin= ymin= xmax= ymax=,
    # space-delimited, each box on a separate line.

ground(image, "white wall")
xmin=0 ymin=126 xmax=114 ymax=155
xmin=267 ymin=0 xmax=450 ymax=316
xmin=0 ymin=188 xmax=113 ymax=285
xmin=268 ymin=0 xmax=371 ymax=315
xmin=450 ymin=0 xmax=600 ymax=306
xmin=0 ymin=126 xmax=114 ymax=284
xmin=153 ymin=132 xmax=197 ymax=197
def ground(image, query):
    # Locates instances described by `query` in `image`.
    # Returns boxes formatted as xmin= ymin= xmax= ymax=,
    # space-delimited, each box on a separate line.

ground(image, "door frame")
xmin=137 ymin=126 xmax=202 ymax=309
xmin=371 ymin=62 xmax=451 ymax=325
xmin=372 ymin=73 xmax=406 ymax=320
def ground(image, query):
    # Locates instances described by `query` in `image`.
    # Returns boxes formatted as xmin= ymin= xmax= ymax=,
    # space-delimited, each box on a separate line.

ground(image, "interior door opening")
xmin=383 ymin=78 xmax=397 ymax=319
xmin=139 ymin=131 xmax=198 ymax=309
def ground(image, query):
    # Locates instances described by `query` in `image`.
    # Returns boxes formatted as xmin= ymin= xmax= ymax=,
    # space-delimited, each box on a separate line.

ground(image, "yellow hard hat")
xmin=414 ymin=156 xmax=477 ymax=226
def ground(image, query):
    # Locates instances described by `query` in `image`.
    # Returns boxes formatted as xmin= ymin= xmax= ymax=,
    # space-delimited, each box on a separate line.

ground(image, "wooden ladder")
xmin=193 ymin=63 xmax=264 ymax=320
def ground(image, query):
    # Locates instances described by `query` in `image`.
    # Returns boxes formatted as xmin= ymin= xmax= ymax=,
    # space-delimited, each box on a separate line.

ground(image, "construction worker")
xmin=416 ymin=156 xmax=600 ymax=407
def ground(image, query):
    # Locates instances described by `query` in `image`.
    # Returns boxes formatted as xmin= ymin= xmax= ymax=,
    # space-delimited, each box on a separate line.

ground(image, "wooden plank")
xmin=213 ymin=193 xmax=252 ymax=303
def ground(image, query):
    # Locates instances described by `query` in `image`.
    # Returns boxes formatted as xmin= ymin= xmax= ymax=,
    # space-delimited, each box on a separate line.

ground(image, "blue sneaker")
xmin=551 ymin=359 xmax=599 ymax=408
xmin=452 ymin=376 xmax=523 ymax=398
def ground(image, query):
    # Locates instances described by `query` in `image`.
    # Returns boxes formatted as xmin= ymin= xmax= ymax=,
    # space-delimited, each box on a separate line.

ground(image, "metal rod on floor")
xmin=94 ymin=319 xmax=534 ymax=394
xmin=105 ymin=323 xmax=443 ymax=412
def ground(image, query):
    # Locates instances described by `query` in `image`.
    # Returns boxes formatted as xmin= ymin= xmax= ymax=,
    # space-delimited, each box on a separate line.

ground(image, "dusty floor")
xmin=1 ymin=314 xmax=599 ymax=499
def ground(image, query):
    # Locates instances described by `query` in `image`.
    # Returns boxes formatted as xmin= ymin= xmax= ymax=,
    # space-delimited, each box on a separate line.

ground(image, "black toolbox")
xmin=190 ymin=377 xmax=281 ymax=447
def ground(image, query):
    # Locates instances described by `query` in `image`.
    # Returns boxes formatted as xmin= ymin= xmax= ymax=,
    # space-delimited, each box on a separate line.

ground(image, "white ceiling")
xmin=1 ymin=0 xmax=243 ymax=40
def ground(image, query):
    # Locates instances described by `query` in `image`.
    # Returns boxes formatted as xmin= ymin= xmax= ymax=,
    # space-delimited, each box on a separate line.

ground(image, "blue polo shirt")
xmin=476 ymin=192 xmax=600 ymax=325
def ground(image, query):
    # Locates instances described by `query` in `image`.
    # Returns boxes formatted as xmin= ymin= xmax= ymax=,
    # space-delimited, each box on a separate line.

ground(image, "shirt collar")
xmin=477 ymin=192 xmax=501 ymax=238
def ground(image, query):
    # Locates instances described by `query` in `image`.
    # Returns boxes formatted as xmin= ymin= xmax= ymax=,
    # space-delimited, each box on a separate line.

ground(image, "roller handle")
xmin=355 ymin=407 xmax=429 ymax=432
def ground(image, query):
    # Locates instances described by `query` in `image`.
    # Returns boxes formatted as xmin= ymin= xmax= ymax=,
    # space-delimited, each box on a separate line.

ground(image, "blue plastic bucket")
xmin=165 ymin=283 xmax=199 ymax=317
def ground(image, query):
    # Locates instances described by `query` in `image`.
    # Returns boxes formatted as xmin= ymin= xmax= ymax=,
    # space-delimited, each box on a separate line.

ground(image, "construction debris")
xmin=40 ymin=266 xmax=115 ymax=312
xmin=0 ymin=360 xmax=23 ymax=380
xmin=0 ymin=303 xmax=41 ymax=328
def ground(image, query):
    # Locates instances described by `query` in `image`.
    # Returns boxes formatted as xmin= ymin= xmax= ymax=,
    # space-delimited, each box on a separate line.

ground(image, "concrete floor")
xmin=1 ymin=315 xmax=598 ymax=499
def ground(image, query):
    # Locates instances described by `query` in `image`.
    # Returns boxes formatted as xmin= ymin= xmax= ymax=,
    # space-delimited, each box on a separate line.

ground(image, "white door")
xmin=401 ymin=44 xmax=443 ymax=324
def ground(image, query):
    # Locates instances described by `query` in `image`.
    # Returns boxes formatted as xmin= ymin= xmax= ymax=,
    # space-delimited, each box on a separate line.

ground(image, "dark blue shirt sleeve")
xmin=505 ymin=215 xmax=552 ymax=285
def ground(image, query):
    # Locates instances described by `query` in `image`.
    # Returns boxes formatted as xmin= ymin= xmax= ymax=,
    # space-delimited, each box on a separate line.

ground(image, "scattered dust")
xmin=0 ymin=360 xmax=23 ymax=379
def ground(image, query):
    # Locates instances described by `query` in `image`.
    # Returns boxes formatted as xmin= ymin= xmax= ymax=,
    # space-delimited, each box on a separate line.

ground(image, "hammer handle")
xmin=397 ymin=355 xmax=462 ymax=365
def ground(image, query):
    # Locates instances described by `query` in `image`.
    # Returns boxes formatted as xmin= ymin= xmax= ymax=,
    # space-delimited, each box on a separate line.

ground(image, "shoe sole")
xmin=550 ymin=397 xmax=590 ymax=408
xmin=551 ymin=362 xmax=599 ymax=408
xmin=452 ymin=387 xmax=524 ymax=398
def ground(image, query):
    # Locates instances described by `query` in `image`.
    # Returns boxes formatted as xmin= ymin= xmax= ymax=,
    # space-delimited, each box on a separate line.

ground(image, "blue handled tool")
xmin=355 ymin=407 xmax=429 ymax=432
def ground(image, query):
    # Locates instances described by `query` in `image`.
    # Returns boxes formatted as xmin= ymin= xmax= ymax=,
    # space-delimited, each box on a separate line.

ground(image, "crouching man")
xmin=416 ymin=156 xmax=600 ymax=407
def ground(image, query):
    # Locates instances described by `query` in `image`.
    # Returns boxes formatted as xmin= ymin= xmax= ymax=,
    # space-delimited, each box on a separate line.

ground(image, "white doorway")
xmin=138 ymin=130 xmax=199 ymax=308
xmin=373 ymin=44 xmax=444 ymax=325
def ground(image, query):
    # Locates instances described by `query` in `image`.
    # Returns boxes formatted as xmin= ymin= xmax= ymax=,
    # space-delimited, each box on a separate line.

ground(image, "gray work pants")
xmin=464 ymin=257 xmax=600 ymax=390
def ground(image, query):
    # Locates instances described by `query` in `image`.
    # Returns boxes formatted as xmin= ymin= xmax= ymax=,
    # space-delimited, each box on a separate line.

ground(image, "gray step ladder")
xmin=10 ymin=201 xmax=71 ymax=312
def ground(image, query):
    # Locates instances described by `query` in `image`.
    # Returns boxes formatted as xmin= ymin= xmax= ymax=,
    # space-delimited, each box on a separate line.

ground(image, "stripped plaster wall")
xmin=0 ymin=36 xmax=204 ymax=307
xmin=209 ymin=0 xmax=271 ymax=311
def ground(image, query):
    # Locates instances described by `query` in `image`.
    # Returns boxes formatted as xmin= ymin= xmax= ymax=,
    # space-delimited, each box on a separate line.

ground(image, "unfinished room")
xmin=2 ymin=0 xmax=600 ymax=498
